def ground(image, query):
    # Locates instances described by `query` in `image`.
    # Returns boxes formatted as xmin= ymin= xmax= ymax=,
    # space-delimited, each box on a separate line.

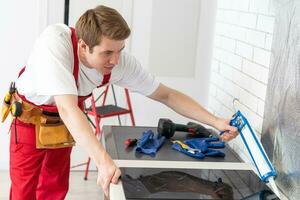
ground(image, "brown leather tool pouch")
xmin=35 ymin=113 xmax=75 ymax=149
xmin=11 ymin=93 xmax=75 ymax=149
xmin=16 ymin=97 xmax=41 ymax=125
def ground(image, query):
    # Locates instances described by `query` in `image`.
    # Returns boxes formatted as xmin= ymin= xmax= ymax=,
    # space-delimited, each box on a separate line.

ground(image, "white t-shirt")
xmin=16 ymin=24 xmax=159 ymax=106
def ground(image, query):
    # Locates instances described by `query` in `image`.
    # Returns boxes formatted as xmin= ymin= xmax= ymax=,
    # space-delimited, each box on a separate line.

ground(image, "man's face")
xmin=81 ymin=37 xmax=125 ymax=75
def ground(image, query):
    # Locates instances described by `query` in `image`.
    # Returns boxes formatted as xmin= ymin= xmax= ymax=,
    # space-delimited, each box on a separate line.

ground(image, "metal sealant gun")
xmin=228 ymin=110 xmax=280 ymax=197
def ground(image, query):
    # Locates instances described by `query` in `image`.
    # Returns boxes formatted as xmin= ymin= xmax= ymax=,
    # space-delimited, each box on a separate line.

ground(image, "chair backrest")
xmin=86 ymin=85 xmax=136 ymax=126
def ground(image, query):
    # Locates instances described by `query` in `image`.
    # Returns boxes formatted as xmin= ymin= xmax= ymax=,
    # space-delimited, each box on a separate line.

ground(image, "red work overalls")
xmin=9 ymin=28 xmax=111 ymax=200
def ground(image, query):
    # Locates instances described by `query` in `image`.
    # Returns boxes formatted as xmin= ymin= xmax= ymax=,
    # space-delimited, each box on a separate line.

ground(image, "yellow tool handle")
xmin=172 ymin=140 xmax=198 ymax=154
xmin=173 ymin=140 xmax=189 ymax=149
xmin=1 ymin=103 xmax=10 ymax=122
xmin=4 ymin=92 xmax=11 ymax=104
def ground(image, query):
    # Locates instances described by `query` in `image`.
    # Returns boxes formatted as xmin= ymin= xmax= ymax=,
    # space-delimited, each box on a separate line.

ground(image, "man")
xmin=8 ymin=5 xmax=237 ymax=200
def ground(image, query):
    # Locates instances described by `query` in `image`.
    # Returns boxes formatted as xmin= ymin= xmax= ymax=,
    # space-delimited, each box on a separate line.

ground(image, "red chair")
xmin=83 ymin=85 xmax=135 ymax=180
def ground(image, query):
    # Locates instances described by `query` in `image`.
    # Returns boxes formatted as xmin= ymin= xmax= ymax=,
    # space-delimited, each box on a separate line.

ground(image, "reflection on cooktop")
xmin=121 ymin=168 xmax=275 ymax=200
xmin=123 ymin=171 xmax=233 ymax=199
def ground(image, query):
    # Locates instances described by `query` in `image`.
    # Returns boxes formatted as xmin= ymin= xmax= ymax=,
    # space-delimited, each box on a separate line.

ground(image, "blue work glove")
xmin=136 ymin=130 xmax=166 ymax=157
xmin=172 ymin=137 xmax=225 ymax=159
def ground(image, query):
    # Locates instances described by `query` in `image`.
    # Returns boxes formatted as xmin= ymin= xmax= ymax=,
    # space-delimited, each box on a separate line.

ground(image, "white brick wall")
xmin=209 ymin=0 xmax=275 ymax=161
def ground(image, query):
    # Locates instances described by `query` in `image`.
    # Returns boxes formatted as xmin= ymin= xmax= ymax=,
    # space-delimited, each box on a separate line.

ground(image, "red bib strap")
xmin=70 ymin=27 xmax=79 ymax=87
xmin=98 ymin=73 xmax=111 ymax=88
xmin=18 ymin=66 xmax=26 ymax=78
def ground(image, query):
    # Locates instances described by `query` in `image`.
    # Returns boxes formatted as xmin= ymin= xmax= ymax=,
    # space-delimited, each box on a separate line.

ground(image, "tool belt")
xmin=1 ymin=92 xmax=75 ymax=149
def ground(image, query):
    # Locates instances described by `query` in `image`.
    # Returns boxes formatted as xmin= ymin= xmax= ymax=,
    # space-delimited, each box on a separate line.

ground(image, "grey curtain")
xmin=262 ymin=0 xmax=300 ymax=199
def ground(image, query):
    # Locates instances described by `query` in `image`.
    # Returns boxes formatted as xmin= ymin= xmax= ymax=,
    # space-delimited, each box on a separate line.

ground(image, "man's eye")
xmin=105 ymin=51 xmax=113 ymax=55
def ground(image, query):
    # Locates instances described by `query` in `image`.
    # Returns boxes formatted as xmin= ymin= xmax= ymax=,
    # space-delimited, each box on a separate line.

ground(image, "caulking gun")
xmin=226 ymin=110 xmax=280 ymax=197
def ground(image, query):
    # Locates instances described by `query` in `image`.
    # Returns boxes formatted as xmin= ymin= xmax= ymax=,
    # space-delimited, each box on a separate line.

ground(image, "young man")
xmin=9 ymin=5 xmax=237 ymax=200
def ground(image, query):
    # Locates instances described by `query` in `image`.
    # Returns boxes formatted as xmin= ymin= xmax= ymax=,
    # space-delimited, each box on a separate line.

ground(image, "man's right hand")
xmin=97 ymin=152 xmax=121 ymax=198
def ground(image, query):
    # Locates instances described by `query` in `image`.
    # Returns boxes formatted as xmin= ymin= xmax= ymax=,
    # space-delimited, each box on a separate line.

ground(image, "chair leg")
xmin=84 ymin=117 xmax=102 ymax=180
xmin=125 ymin=89 xmax=136 ymax=126
xmin=84 ymin=157 xmax=91 ymax=180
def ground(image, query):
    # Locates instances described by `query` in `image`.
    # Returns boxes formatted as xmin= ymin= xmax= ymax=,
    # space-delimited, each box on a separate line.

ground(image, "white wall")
xmin=208 ymin=0 xmax=275 ymax=162
xmin=68 ymin=0 xmax=126 ymax=26
xmin=149 ymin=0 xmax=200 ymax=77
xmin=129 ymin=0 xmax=217 ymax=127
xmin=0 ymin=0 xmax=40 ymax=170
xmin=0 ymin=0 xmax=64 ymax=170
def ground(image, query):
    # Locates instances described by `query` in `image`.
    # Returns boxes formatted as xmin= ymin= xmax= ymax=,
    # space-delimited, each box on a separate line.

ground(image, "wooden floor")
xmin=0 ymin=171 xmax=103 ymax=200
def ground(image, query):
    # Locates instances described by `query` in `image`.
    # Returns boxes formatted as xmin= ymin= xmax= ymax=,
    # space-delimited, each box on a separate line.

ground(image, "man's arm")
xmin=54 ymin=94 xmax=120 ymax=197
xmin=148 ymin=84 xmax=237 ymax=141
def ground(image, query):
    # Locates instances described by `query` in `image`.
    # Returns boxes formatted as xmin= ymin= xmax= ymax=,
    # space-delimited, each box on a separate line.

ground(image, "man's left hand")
xmin=214 ymin=118 xmax=238 ymax=142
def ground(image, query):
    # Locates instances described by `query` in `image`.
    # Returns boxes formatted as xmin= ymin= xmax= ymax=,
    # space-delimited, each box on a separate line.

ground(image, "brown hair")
xmin=75 ymin=5 xmax=131 ymax=52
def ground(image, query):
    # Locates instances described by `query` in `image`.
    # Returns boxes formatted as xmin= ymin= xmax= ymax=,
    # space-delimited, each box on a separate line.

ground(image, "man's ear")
xmin=78 ymin=39 xmax=88 ymax=51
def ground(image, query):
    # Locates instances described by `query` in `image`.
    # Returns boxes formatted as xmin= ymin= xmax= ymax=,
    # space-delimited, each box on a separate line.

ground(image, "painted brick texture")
xmin=209 ymin=0 xmax=275 ymax=161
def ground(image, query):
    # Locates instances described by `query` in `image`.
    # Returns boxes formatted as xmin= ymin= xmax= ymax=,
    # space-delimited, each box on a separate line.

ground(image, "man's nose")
xmin=109 ymin=53 xmax=119 ymax=65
